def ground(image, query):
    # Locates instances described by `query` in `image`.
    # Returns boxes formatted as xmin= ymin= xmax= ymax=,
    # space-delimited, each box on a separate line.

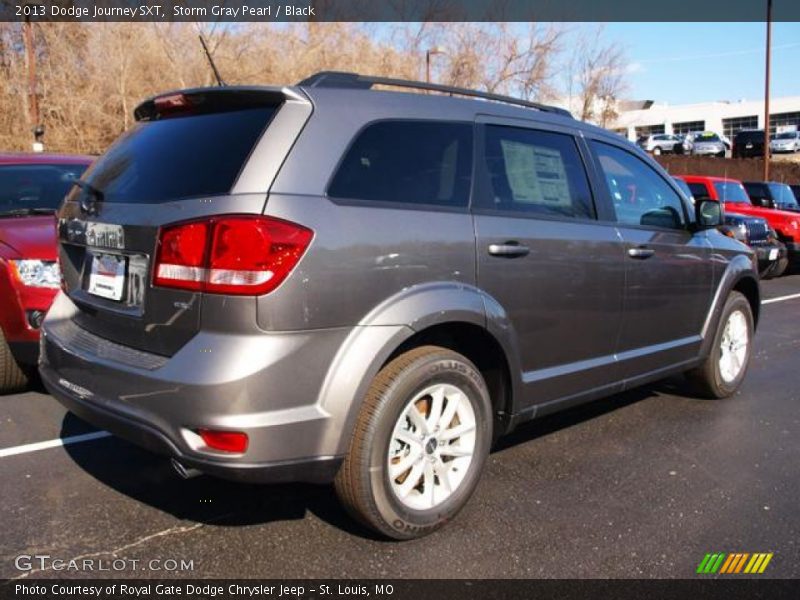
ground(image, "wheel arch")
xmin=699 ymin=256 xmax=760 ymax=360
xmin=320 ymin=283 xmax=523 ymax=456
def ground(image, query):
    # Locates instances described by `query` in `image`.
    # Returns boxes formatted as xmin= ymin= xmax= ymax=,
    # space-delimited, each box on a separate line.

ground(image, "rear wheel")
xmin=335 ymin=345 xmax=492 ymax=539
xmin=0 ymin=329 xmax=28 ymax=394
xmin=686 ymin=291 xmax=753 ymax=399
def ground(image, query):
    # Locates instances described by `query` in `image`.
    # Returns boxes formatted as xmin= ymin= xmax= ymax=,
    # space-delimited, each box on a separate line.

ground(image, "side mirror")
xmin=696 ymin=199 xmax=723 ymax=229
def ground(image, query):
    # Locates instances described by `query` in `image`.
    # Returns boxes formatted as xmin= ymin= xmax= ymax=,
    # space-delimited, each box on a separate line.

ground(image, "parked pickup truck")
xmin=673 ymin=177 xmax=785 ymax=278
xmin=679 ymin=175 xmax=800 ymax=271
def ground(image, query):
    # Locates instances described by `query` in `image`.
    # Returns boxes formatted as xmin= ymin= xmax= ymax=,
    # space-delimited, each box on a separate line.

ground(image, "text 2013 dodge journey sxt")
xmin=41 ymin=72 xmax=760 ymax=539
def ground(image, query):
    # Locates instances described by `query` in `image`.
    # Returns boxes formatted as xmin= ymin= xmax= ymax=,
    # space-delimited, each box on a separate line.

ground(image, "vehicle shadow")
xmin=59 ymin=412 xmax=380 ymax=540
xmin=493 ymin=375 xmax=692 ymax=453
xmin=60 ymin=375 xmax=691 ymax=539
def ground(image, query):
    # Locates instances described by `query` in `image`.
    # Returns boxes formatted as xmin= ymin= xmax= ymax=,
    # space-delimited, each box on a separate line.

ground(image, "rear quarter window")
xmin=328 ymin=120 xmax=473 ymax=209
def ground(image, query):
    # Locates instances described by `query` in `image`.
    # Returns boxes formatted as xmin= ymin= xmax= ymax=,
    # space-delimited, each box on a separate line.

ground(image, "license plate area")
xmin=769 ymin=248 xmax=779 ymax=261
xmin=87 ymin=252 xmax=127 ymax=301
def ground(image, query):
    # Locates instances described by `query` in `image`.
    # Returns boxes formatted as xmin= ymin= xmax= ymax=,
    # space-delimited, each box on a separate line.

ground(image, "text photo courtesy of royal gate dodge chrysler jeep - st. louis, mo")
xmin=1 ymin=1 xmax=800 ymax=599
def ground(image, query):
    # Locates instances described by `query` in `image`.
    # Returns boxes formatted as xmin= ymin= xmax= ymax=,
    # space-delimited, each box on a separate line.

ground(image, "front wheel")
xmin=0 ymin=328 xmax=28 ymax=394
xmin=767 ymin=257 xmax=789 ymax=279
xmin=335 ymin=345 xmax=492 ymax=539
xmin=686 ymin=291 xmax=753 ymax=399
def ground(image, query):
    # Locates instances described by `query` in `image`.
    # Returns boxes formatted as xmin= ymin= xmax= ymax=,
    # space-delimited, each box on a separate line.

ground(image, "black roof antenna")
xmin=199 ymin=34 xmax=225 ymax=87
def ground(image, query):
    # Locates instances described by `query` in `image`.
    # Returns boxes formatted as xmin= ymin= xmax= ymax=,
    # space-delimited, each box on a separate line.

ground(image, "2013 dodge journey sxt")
xmin=40 ymin=72 xmax=759 ymax=539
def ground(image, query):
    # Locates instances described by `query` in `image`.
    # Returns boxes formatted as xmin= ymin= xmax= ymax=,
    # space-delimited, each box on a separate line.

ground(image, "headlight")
xmin=9 ymin=259 xmax=60 ymax=288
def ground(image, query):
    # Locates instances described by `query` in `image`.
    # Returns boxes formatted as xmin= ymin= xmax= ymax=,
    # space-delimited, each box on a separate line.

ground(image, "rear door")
xmin=473 ymin=118 xmax=625 ymax=410
xmin=587 ymin=139 xmax=714 ymax=380
xmin=57 ymin=89 xmax=295 ymax=356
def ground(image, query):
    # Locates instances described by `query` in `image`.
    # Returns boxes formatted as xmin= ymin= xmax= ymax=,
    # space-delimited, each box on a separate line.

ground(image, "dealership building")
xmin=611 ymin=95 xmax=800 ymax=141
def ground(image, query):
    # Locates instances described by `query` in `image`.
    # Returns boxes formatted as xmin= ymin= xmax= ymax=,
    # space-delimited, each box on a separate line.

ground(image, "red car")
xmin=679 ymin=175 xmax=800 ymax=270
xmin=0 ymin=153 xmax=92 ymax=391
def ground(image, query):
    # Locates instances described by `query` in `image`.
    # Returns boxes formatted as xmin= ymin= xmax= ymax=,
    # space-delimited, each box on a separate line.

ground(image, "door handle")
xmin=488 ymin=243 xmax=530 ymax=258
xmin=627 ymin=246 xmax=656 ymax=259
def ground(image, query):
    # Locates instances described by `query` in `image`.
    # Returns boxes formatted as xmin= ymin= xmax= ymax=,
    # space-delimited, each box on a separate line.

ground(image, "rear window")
xmin=714 ymin=182 xmax=750 ymax=203
xmin=0 ymin=163 xmax=88 ymax=213
xmin=735 ymin=131 xmax=764 ymax=143
xmin=78 ymin=106 xmax=277 ymax=204
xmin=686 ymin=182 xmax=709 ymax=199
xmin=328 ymin=121 xmax=473 ymax=208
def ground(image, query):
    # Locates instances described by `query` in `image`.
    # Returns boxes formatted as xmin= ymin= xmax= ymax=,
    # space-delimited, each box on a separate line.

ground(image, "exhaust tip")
xmin=171 ymin=458 xmax=202 ymax=480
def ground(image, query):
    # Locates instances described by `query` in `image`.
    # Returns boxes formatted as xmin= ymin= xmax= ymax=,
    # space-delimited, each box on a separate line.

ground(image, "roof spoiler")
xmin=133 ymin=87 xmax=287 ymax=122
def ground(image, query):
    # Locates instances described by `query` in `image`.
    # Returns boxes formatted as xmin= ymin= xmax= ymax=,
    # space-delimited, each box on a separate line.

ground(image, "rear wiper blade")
xmin=71 ymin=179 xmax=104 ymax=214
xmin=0 ymin=207 xmax=56 ymax=217
xmin=71 ymin=179 xmax=104 ymax=201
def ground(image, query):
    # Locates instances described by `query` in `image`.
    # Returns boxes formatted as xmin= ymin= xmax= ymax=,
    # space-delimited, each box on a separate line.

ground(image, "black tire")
xmin=0 ymin=328 xmax=28 ymax=394
xmin=334 ymin=345 xmax=492 ymax=540
xmin=769 ymin=257 xmax=789 ymax=278
xmin=686 ymin=291 xmax=753 ymax=399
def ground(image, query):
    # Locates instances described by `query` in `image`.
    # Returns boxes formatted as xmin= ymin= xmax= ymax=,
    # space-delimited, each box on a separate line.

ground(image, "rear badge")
xmin=58 ymin=378 xmax=93 ymax=399
xmin=86 ymin=222 xmax=125 ymax=250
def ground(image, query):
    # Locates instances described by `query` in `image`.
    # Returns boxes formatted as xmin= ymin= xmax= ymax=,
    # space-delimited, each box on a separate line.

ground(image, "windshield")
xmin=713 ymin=181 xmax=751 ymax=203
xmin=0 ymin=163 xmax=88 ymax=216
xmin=774 ymin=132 xmax=798 ymax=140
xmin=695 ymin=133 xmax=720 ymax=143
xmin=768 ymin=183 xmax=799 ymax=206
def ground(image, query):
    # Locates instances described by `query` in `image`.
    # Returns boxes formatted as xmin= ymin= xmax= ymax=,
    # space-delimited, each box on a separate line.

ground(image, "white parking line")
xmin=0 ymin=431 xmax=111 ymax=458
xmin=1 ymin=290 xmax=798 ymax=460
xmin=762 ymin=292 xmax=800 ymax=305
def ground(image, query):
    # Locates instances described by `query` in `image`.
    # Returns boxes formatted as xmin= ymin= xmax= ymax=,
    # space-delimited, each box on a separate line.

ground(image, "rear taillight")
xmin=154 ymin=216 xmax=312 ymax=295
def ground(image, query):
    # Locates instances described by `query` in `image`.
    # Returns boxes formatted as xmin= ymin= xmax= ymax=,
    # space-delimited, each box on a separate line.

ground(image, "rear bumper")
xmin=39 ymin=294 xmax=356 ymax=484
xmin=39 ymin=364 xmax=341 ymax=483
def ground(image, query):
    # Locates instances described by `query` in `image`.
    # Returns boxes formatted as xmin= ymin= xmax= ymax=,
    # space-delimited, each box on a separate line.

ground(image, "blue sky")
xmin=601 ymin=22 xmax=800 ymax=104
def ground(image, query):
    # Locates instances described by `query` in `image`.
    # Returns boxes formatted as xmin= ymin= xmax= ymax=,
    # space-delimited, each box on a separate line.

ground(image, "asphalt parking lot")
xmin=2 ymin=276 xmax=800 ymax=580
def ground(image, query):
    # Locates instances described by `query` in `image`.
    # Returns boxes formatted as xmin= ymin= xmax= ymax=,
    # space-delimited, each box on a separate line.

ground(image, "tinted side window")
xmin=481 ymin=125 xmax=594 ymax=219
xmin=687 ymin=182 xmax=710 ymax=199
xmin=744 ymin=183 xmax=767 ymax=199
xmin=591 ymin=141 xmax=686 ymax=230
xmin=328 ymin=121 xmax=472 ymax=208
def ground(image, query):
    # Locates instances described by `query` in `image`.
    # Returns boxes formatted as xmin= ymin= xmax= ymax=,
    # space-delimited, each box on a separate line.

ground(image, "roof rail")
xmin=296 ymin=71 xmax=573 ymax=118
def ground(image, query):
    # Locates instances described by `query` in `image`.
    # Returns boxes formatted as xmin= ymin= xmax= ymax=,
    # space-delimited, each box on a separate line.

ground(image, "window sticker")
xmin=500 ymin=140 xmax=571 ymax=208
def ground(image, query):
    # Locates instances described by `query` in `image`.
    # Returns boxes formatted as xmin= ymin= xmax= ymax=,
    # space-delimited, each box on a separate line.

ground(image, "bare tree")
xmin=567 ymin=27 xmax=628 ymax=126
xmin=0 ymin=22 xmax=627 ymax=154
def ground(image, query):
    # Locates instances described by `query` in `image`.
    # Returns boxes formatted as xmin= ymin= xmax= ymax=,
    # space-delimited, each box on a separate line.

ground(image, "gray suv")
xmin=40 ymin=72 xmax=760 ymax=539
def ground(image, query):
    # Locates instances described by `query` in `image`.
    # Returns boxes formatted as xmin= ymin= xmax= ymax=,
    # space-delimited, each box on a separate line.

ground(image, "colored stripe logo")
xmin=697 ymin=552 xmax=773 ymax=574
